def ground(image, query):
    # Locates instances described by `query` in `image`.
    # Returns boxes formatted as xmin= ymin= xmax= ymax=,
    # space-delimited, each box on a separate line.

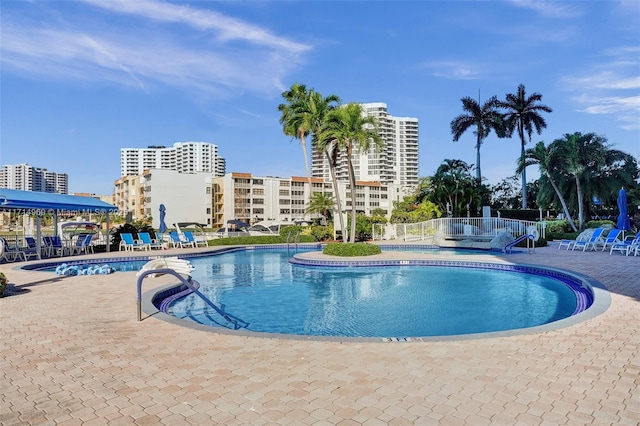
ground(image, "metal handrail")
xmin=503 ymin=234 xmax=535 ymax=254
xmin=136 ymin=268 xmax=247 ymax=329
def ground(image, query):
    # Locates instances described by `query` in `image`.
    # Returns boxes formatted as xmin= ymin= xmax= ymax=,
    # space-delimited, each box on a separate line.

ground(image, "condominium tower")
xmin=311 ymin=102 xmax=419 ymax=188
xmin=0 ymin=163 xmax=69 ymax=194
xmin=120 ymin=142 xmax=226 ymax=177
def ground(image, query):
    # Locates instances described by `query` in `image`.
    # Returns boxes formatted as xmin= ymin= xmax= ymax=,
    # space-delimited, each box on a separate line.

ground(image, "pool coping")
xmin=141 ymin=248 xmax=611 ymax=343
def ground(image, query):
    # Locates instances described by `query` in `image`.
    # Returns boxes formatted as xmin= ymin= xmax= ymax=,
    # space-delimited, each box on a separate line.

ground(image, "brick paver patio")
xmin=1 ymin=243 xmax=638 ymax=425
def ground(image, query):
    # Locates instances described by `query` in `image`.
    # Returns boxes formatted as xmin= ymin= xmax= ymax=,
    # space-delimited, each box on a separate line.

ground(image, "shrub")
xmin=544 ymin=220 xmax=572 ymax=240
xmin=208 ymin=235 xmax=317 ymax=246
xmin=322 ymin=242 xmax=382 ymax=257
xmin=0 ymin=272 xmax=8 ymax=298
xmin=515 ymin=237 xmax=548 ymax=248
xmin=586 ymin=219 xmax=615 ymax=229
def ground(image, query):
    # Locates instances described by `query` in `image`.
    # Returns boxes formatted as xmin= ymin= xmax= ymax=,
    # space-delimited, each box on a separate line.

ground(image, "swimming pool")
xmin=154 ymin=248 xmax=594 ymax=339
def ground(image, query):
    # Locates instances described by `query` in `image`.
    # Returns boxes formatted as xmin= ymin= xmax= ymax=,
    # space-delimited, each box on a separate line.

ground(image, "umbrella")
xmin=616 ymin=188 xmax=631 ymax=236
xmin=158 ymin=204 xmax=168 ymax=235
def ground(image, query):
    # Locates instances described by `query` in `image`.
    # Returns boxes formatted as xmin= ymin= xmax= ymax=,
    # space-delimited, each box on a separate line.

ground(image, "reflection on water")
xmin=169 ymin=249 xmax=578 ymax=338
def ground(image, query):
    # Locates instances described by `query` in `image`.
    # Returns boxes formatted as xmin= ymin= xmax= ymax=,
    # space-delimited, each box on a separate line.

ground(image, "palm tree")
xmin=517 ymin=141 xmax=577 ymax=232
xmin=306 ymin=192 xmax=335 ymax=224
xmin=501 ymin=84 xmax=553 ymax=209
xmin=305 ymin=90 xmax=345 ymax=236
xmin=450 ymin=95 xmax=504 ymax=180
xmin=319 ymin=103 xmax=383 ymax=242
xmin=278 ymin=83 xmax=313 ymax=188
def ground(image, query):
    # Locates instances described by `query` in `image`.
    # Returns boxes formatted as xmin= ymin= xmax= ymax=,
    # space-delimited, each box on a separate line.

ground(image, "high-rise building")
xmin=120 ymin=142 xmax=226 ymax=177
xmin=0 ymin=163 xmax=69 ymax=194
xmin=311 ymin=102 xmax=419 ymax=189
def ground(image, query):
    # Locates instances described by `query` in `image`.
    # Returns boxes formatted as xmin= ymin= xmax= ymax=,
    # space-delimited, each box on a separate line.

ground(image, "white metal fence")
xmin=373 ymin=217 xmax=546 ymax=242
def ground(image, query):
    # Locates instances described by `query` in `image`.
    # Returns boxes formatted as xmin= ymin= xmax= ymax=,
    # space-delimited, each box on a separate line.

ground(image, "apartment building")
xmin=211 ymin=172 xmax=405 ymax=229
xmin=0 ymin=163 xmax=69 ymax=194
xmin=115 ymin=169 xmax=212 ymax=229
xmin=120 ymin=142 xmax=226 ymax=177
xmin=311 ymin=103 xmax=419 ymax=188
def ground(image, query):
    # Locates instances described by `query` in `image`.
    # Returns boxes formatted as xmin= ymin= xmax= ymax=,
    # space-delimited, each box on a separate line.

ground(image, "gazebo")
xmin=0 ymin=188 xmax=118 ymax=257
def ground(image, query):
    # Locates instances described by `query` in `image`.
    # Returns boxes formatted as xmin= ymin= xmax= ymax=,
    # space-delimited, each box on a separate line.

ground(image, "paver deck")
xmin=1 ymin=243 xmax=638 ymax=425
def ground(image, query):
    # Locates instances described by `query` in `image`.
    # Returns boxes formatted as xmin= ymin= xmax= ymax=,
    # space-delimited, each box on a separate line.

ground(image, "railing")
xmin=136 ymin=268 xmax=248 ymax=330
xmin=286 ymin=230 xmax=301 ymax=256
xmin=373 ymin=217 xmax=546 ymax=242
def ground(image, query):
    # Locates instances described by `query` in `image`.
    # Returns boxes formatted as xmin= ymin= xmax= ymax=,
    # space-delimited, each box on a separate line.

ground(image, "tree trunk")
xmin=299 ymin=132 xmax=313 ymax=190
xmin=519 ymin=123 xmax=528 ymax=209
xmin=346 ymin=145 xmax=357 ymax=243
xmin=575 ymin=174 xmax=585 ymax=229
xmin=547 ymin=173 xmax=578 ymax=232
xmin=325 ymin=145 xmax=345 ymax=239
xmin=475 ymin=133 xmax=482 ymax=180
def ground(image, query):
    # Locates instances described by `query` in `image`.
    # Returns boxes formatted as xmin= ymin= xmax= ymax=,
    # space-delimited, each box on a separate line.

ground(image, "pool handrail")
xmin=136 ymin=268 xmax=247 ymax=330
xmin=503 ymin=234 xmax=535 ymax=254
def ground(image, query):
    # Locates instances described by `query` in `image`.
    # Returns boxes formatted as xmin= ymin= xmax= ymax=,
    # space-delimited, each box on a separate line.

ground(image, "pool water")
xmin=168 ymin=249 xmax=579 ymax=338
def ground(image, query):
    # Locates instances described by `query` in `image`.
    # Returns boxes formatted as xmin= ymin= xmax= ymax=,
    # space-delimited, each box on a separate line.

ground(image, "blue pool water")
xmin=166 ymin=249 xmax=580 ymax=338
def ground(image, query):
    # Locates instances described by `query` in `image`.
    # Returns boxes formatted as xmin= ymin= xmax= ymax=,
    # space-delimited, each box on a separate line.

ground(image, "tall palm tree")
xmin=517 ymin=141 xmax=577 ymax=232
xmin=305 ymin=90 xmax=345 ymax=237
xmin=319 ymin=103 xmax=383 ymax=242
xmin=501 ymin=84 xmax=553 ymax=209
xmin=278 ymin=83 xmax=313 ymax=188
xmin=450 ymin=95 xmax=504 ymax=180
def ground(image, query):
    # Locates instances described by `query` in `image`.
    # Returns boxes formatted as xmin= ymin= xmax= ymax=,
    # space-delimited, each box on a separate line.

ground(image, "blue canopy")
xmin=0 ymin=188 xmax=117 ymax=213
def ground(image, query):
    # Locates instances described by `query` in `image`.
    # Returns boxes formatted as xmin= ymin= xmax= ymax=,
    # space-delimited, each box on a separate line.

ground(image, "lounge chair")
xmin=595 ymin=229 xmax=623 ymax=252
xmin=169 ymin=231 xmax=194 ymax=248
xmin=43 ymin=235 xmax=67 ymax=257
xmin=120 ymin=233 xmax=149 ymax=251
xmin=572 ymin=228 xmax=605 ymax=252
xmin=611 ymin=235 xmax=640 ymax=256
xmin=22 ymin=237 xmax=40 ymax=260
xmin=183 ymin=231 xmax=207 ymax=247
xmin=71 ymin=234 xmax=94 ymax=255
xmin=138 ymin=232 xmax=163 ymax=250
xmin=0 ymin=237 xmax=26 ymax=262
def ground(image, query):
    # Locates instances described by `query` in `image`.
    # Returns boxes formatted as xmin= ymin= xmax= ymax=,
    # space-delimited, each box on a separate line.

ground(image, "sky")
xmin=1 ymin=0 xmax=639 ymax=195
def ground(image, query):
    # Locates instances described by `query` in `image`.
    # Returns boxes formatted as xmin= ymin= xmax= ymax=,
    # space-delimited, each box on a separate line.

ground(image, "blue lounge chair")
xmin=169 ymin=231 xmax=194 ymax=248
xmin=183 ymin=231 xmax=207 ymax=247
xmin=120 ymin=233 xmax=148 ymax=251
xmin=43 ymin=235 xmax=67 ymax=257
xmin=138 ymin=232 xmax=163 ymax=250
xmin=572 ymin=228 xmax=605 ymax=252
xmin=610 ymin=235 xmax=640 ymax=256
xmin=22 ymin=237 xmax=41 ymax=260
xmin=0 ymin=237 xmax=26 ymax=262
xmin=595 ymin=229 xmax=622 ymax=252
xmin=71 ymin=234 xmax=94 ymax=255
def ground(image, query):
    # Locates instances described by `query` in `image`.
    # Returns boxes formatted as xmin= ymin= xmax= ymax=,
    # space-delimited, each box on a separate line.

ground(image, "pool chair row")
xmin=168 ymin=231 xmax=208 ymax=249
xmin=557 ymin=228 xmax=633 ymax=253
xmin=120 ymin=232 xmax=163 ymax=251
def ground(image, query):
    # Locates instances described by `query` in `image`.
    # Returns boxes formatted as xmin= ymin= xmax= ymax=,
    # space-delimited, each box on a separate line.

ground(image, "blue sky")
xmin=1 ymin=0 xmax=639 ymax=195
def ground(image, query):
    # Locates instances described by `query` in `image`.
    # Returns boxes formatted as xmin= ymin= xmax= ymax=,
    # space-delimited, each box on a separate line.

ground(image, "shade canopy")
xmin=0 ymin=188 xmax=117 ymax=213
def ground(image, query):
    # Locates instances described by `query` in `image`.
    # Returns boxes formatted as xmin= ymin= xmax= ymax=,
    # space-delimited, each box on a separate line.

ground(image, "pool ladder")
xmin=136 ymin=268 xmax=248 ymax=330
xmin=286 ymin=230 xmax=301 ymax=256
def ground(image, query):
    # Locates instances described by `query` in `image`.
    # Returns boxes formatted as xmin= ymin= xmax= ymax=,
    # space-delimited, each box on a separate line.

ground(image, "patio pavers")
xmin=1 ymin=244 xmax=638 ymax=425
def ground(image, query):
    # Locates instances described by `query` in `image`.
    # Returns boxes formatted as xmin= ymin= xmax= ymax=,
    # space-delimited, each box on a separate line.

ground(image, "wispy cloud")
xmin=421 ymin=60 xmax=483 ymax=80
xmin=0 ymin=0 xmax=311 ymax=97
xmin=560 ymin=45 xmax=640 ymax=131
xmin=507 ymin=0 xmax=583 ymax=18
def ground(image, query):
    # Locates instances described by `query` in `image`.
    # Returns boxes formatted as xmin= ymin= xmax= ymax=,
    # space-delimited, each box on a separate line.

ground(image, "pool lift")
xmin=136 ymin=257 xmax=248 ymax=330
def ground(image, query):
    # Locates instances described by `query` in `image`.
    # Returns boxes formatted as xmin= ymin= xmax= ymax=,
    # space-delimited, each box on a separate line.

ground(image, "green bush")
xmin=0 ymin=272 xmax=8 ymax=298
xmin=586 ymin=219 xmax=615 ymax=229
xmin=322 ymin=242 xmax=382 ymax=257
xmin=208 ymin=235 xmax=317 ymax=246
xmin=515 ymin=237 xmax=548 ymax=248
xmin=544 ymin=220 xmax=573 ymax=240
